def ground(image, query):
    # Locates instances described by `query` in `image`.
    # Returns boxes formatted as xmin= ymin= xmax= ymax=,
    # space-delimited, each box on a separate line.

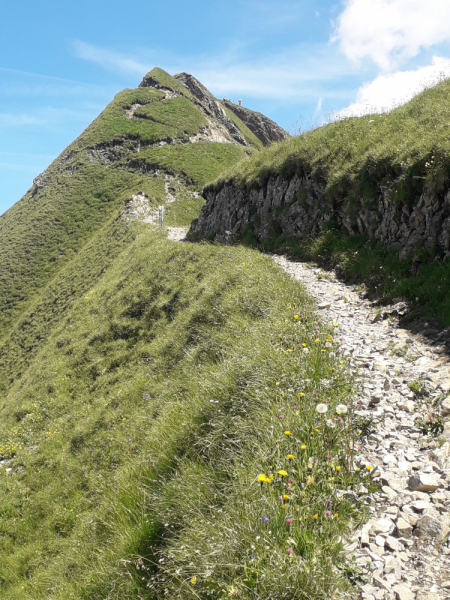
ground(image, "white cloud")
xmin=333 ymin=0 xmax=450 ymax=71
xmin=336 ymin=56 xmax=450 ymax=118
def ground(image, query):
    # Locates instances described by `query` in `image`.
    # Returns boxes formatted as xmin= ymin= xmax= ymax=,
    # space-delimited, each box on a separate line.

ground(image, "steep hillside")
xmin=190 ymin=79 xmax=450 ymax=324
xmin=0 ymin=68 xmax=376 ymax=600
xmin=0 ymin=67 xmax=281 ymax=395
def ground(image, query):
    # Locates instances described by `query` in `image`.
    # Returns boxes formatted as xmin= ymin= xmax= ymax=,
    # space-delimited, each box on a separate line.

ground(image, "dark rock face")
xmin=189 ymin=172 xmax=450 ymax=260
xmin=174 ymin=73 xmax=248 ymax=146
xmin=223 ymin=101 xmax=288 ymax=147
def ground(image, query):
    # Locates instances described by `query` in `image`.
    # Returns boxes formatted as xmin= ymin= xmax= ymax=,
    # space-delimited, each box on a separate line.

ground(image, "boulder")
xmin=414 ymin=514 xmax=450 ymax=541
xmin=408 ymin=472 xmax=442 ymax=492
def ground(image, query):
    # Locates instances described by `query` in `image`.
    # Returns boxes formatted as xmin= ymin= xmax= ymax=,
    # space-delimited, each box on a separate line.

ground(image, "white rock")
xmin=408 ymin=472 xmax=442 ymax=492
xmin=395 ymin=517 xmax=412 ymax=538
xmin=414 ymin=514 xmax=450 ymax=541
xmin=392 ymin=583 xmax=414 ymax=600
xmin=372 ymin=518 xmax=395 ymax=534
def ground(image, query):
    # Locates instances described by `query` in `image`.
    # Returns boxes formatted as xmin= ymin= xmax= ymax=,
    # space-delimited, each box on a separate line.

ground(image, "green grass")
xmin=0 ymin=68 xmax=260 ymax=370
xmin=210 ymin=78 xmax=450 ymax=202
xmin=0 ymin=229 xmax=370 ymax=599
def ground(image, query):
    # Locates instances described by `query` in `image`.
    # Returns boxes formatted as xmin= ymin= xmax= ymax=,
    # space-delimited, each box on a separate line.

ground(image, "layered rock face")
xmin=223 ymin=100 xmax=289 ymax=146
xmin=190 ymin=171 xmax=450 ymax=259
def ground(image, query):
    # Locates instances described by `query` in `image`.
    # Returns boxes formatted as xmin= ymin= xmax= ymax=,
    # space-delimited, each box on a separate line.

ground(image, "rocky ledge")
xmin=189 ymin=172 xmax=450 ymax=260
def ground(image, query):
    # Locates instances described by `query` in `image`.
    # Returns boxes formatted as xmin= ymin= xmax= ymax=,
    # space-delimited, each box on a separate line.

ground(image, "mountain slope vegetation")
xmin=0 ymin=68 xmax=372 ymax=600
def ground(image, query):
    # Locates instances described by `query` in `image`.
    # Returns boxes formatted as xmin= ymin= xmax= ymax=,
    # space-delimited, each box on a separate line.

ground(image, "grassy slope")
xmin=210 ymin=80 xmax=450 ymax=325
xmin=0 ymin=68 xmax=258 ymax=393
xmin=0 ymin=228 xmax=369 ymax=600
xmin=217 ymin=79 xmax=450 ymax=198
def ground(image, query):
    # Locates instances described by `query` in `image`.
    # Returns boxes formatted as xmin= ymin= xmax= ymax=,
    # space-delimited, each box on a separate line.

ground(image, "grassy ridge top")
xmin=0 ymin=68 xmax=259 ymax=369
xmin=0 ymin=229 xmax=368 ymax=599
xmin=210 ymin=78 xmax=450 ymax=202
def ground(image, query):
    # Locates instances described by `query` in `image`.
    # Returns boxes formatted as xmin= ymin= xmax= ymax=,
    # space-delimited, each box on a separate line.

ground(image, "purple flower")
xmin=249 ymin=553 xmax=255 ymax=558
xmin=314 ymin=418 xmax=317 ymax=424
xmin=261 ymin=517 xmax=270 ymax=523
xmin=325 ymin=511 xmax=331 ymax=516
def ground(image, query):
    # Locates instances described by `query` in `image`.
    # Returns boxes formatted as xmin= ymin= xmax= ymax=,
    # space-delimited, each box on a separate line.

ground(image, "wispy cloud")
xmin=336 ymin=56 xmax=450 ymax=118
xmin=72 ymin=40 xmax=150 ymax=76
xmin=333 ymin=0 xmax=450 ymax=71
xmin=72 ymin=39 xmax=361 ymax=102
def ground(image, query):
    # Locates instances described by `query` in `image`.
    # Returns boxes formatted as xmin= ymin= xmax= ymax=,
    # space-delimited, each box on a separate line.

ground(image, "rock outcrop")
xmin=189 ymin=171 xmax=450 ymax=260
xmin=223 ymin=100 xmax=288 ymax=146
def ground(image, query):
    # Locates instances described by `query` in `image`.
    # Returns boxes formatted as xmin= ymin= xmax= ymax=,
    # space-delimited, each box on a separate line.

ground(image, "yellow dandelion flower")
xmin=258 ymin=474 xmax=269 ymax=483
xmin=281 ymin=504 xmax=287 ymax=509
xmin=278 ymin=470 xmax=287 ymax=477
xmin=191 ymin=576 xmax=197 ymax=585
xmin=301 ymin=445 xmax=306 ymax=450
xmin=288 ymin=454 xmax=294 ymax=460
xmin=299 ymin=392 xmax=305 ymax=397
xmin=336 ymin=466 xmax=341 ymax=471
xmin=284 ymin=431 xmax=291 ymax=436
xmin=366 ymin=465 xmax=373 ymax=471
xmin=314 ymin=514 xmax=318 ymax=520
xmin=294 ymin=315 xmax=299 ymax=319
xmin=283 ymin=494 xmax=289 ymax=500
xmin=334 ymin=513 xmax=339 ymax=518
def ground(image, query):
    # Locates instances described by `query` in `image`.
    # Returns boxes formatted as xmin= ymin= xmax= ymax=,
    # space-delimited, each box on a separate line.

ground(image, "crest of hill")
xmin=0 ymin=67 xmax=284 ymax=393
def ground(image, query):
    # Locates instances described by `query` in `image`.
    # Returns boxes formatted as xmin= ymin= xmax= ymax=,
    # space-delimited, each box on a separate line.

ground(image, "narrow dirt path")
xmin=272 ymin=255 xmax=450 ymax=600
xmin=166 ymin=228 xmax=450 ymax=600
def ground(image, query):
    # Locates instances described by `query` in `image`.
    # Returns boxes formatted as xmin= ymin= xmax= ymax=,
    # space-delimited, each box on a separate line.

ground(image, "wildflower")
xmin=279 ymin=415 xmax=283 ymax=419
xmin=278 ymin=470 xmax=287 ymax=477
xmin=298 ymin=517 xmax=302 ymax=522
xmin=283 ymin=494 xmax=289 ymax=501
xmin=337 ymin=417 xmax=343 ymax=423
xmin=278 ymin=495 xmax=283 ymax=501
xmin=327 ymin=455 xmax=332 ymax=460
xmin=288 ymin=454 xmax=294 ymax=462
xmin=286 ymin=548 xmax=293 ymax=555
xmin=288 ymin=478 xmax=294 ymax=483
xmin=366 ymin=465 xmax=373 ymax=471
xmin=296 ymin=507 xmax=300 ymax=512
xmin=284 ymin=430 xmax=291 ymax=436
xmin=306 ymin=476 xmax=314 ymax=485
xmin=325 ymin=511 xmax=331 ymax=516
xmin=191 ymin=576 xmax=197 ymax=585
xmin=336 ymin=404 xmax=348 ymax=414
xmin=261 ymin=517 xmax=270 ymax=523
xmin=358 ymin=445 xmax=364 ymax=451
xmin=276 ymin=382 xmax=280 ymax=386
xmin=281 ymin=504 xmax=287 ymax=509
xmin=314 ymin=514 xmax=318 ymax=520
xmin=258 ymin=474 xmax=269 ymax=484
xmin=299 ymin=393 xmax=305 ymax=397
xmin=294 ymin=315 xmax=299 ymax=319
xmin=336 ymin=466 xmax=341 ymax=471
xmin=287 ymin=486 xmax=294 ymax=492
xmin=316 ymin=404 xmax=328 ymax=414
xmin=286 ymin=519 xmax=293 ymax=525
xmin=334 ymin=513 xmax=339 ymax=519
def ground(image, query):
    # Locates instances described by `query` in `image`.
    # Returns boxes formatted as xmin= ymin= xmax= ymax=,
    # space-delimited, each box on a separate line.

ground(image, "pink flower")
xmin=279 ymin=415 xmax=283 ymax=419
xmin=278 ymin=496 xmax=283 ymax=501
xmin=286 ymin=519 xmax=293 ymax=525
xmin=286 ymin=548 xmax=293 ymax=554
xmin=325 ymin=511 xmax=331 ymax=516
xmin=358 ymin=445 xmax=364 ymax=450
xmin=288 ymin=478 xmax=294 ymax=483
xmin=287 ymin=487 xmax=294 ymax=492
xmin=337 ymin=417 xmax=343 ymax=423
xmin=327 ymin=455 xmax=332 ymax=460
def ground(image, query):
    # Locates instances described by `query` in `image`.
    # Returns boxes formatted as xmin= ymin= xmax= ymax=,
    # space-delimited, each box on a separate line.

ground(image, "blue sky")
xmin=2 ymin=0 xmax=450 ymax=214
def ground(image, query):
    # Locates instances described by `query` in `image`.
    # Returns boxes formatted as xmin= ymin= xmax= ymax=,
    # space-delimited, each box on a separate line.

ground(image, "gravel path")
xmin=272 ymin=255 xmax=450 ymax=600
xmin=167 ymin=227 xmax=450 ymax=600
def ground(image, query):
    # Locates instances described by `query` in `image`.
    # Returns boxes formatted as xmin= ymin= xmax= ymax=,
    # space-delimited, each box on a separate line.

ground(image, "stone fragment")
xmin=441 ymin=397 xmax=450 ymax=416
xmin=385 ymin=535 xmax=399 ymax=551
xmin=408 ymin=472 xmax=442 ymax=492
xmin=410 ymin=500 xmax=432 ymax=511
xmin=372 ymin=518 xmax=395 ymax=534
xmin=414 ymin=514 xmax=450 ymax=541
xmin=416 ymin=593 xmax=443 ymax=600
xmin=392 ymin=583 xmax=414 ymax=600
xmin=395 ymin=517 xmax=412 ymax=538
xmin=373 ymin=573 xmax=392 ymax=591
